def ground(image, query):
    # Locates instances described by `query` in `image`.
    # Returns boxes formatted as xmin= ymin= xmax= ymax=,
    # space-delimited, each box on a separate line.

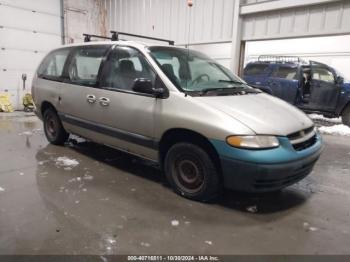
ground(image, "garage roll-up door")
xmin=0 ymin=0 xmax=62 ymax=109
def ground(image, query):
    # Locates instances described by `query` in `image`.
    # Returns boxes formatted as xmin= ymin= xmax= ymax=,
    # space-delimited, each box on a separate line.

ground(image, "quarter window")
xmin=244 ymin=64 xmax=269 ymax=76
xmin=38 ymin=49 xmax=70 ymax=79
xmin=272 ymin=66 xmax=298 ymax=80
xmin=101 ymin=46 xmax=156 ymax=91
xmin=67 ymin=46 xmax=109 ymax=87
xmin=312 ymin=68 xmax=335 ymax=83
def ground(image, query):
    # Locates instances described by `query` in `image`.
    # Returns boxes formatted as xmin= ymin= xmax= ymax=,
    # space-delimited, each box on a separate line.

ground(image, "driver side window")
xmin=101 ymin=46 xmax=156 ymax=91
xmin=312 ymin=68 xmax=335 ymax=83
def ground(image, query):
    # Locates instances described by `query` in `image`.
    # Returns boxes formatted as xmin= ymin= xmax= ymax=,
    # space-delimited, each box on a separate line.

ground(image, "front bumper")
xmin=211 ymin=133 xmax=323 ymax=192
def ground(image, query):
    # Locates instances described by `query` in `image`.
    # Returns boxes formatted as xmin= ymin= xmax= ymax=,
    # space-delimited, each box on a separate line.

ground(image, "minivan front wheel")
xmin=342 ymin=105 xmax=350 ymax=127
xmin=43 ymin=108 xmax=69 ymax=145
xmin=164 ymin=143 xmax=222 ymax=201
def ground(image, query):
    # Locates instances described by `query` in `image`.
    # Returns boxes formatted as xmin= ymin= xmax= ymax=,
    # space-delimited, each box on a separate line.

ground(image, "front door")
xmin=96 ymin=45 xmax=159 ymax=161
xmin=308 ymin=61 xmax=340 ymax=112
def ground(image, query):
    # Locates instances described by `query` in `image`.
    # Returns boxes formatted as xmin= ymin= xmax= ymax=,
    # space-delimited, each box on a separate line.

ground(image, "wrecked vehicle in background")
xmin=243 ymin=56 xmax=350 ymax=127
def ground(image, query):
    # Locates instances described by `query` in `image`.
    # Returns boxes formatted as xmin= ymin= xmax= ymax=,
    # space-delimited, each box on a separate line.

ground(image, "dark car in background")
xmin=243 ymin=56 xmax=350 ymax=127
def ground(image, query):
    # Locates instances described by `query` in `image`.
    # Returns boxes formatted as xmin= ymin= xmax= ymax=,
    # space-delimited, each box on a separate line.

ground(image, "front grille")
xmin=287 ymin=126 xmax=314 ymax=140
xmin=287 ymin=126 xmax=317 ymax=151
xmin=292 ymin=134 xmax=317 ymax=151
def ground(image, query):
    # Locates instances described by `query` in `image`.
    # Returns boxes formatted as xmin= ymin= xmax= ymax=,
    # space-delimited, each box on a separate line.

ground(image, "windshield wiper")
xmin=218 ymin=80 xmax=245 ymax=85
xmin=199 ymin=86 xmax=260 ymax=96
xmin=199 ymin=87 xmax=241 ymax=94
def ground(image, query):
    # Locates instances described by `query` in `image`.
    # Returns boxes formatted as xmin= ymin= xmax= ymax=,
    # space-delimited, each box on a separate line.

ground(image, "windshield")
xmin=148 ymin=46 xmax=250 ymax=93
xmin=335 ymin=69 xmax=349 ymax=82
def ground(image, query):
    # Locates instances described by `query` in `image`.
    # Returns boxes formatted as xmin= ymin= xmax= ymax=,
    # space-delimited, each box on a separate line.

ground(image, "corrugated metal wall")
xmin=241 ymin=0 xmax=350 ymax=41
xmin=105 ymin=0 xmax=236 ymax=44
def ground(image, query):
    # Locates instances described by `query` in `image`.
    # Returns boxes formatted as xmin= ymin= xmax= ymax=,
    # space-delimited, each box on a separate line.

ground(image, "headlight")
xmin=226 ymin=135 xmax=279 ymax=149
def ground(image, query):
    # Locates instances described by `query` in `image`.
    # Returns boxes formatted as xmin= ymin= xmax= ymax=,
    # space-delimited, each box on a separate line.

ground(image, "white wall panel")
xmin=0 ymin=0 xmax=61 ymax=109
xmin=107 ymin=0 xmax=236 ymax=44
xmin=190 ymin=43 xmax=233 ymax=68
xmin=0 ymin=0 xmax=61 ymax=15
xmin=0 ymin=6 xmax=61 ymax=35
xmin=0 ymin=50 xmax=45 ymax=70
xmin=0 ymin=29 xmax=61 ymax=51
xmin=242 ymin=0 xmax=350 ymax=40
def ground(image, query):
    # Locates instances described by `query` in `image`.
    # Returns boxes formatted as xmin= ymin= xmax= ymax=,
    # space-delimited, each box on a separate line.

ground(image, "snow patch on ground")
xmin=308 ymin=114 xmax=342 ymax=124
xmin=0 ymin=187 xmax=5 ymax=192
xmin=19 ymin=131 xmax=33 ymax=136
xmin=108 ymin=239 xmax=116 ymax=244
xmin=83 ymin=174 xmax=94 ymax=180
xmin=309 ymin=227 xmax=318 ymax=232
xmin=303 ymin=222 xmax=319 ymax=232
xmin=205 ymin=241 xmax=213 ymax=245
xmin=171 ymin=220 xmax=179 ymax=226
xmin=141 ymin=242 xmax=150 ymax=247
xmin=318 ymin=125 xmax=350 ymax=136
xmin=55 ymin=157 xmax=79 ymax=168
xmin=18 ymin=129 xmax=42 ymax=136
xmin=246 ymin=205 xmax=258 ymax=213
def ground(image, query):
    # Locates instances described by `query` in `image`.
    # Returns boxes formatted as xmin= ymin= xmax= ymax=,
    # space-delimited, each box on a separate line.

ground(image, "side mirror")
xmin=132 ymin=78 xmax=165 ymax=97
xmin=336 ymin=76 xmax=344 ymax=85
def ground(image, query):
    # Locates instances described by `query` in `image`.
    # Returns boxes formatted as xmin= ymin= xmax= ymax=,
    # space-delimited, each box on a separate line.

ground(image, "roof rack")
xmin=110 ymin=31 xmax=174 ymax=45
xmin=83 ymin=31 xmax=175 ymax=46
xmin=83 ymin=34 xmax=112 ymax=42
xmin=258 ymin=55 xmax=306 ymax=64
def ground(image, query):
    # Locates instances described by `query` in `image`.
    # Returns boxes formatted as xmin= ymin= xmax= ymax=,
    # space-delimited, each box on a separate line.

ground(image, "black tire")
xmin=342 ymin=105 xmax=350 ymax=127
xmin=164 ymin=142 xmax=222 ymax=202
xmin=43 ymin=108 xmax=69 ymax=145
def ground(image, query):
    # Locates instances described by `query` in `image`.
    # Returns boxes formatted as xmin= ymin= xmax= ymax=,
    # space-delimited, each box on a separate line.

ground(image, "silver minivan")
xmin=32 ymin=40 xmax=323 ymax=201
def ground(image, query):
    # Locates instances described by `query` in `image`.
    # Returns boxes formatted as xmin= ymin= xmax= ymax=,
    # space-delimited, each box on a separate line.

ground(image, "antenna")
xmin=186 ymin=0 xmax=193 ymax=89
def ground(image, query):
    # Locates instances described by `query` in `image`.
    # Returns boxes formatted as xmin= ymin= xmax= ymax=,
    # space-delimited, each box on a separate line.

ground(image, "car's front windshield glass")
xmin=335 ymin=69 xmax=349 ymax=82
xmin=148 ymin=46 xmax=251 ymax=93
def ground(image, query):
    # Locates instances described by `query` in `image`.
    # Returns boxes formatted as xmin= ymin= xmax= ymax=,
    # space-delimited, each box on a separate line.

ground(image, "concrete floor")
xmin=0 ymin=112 xmax=350 ymax=255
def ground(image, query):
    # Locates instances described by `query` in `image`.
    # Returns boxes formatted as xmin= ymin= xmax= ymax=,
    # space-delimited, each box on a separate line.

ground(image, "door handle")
xmin=99 ymin=97 xmax=110 ymax=107
xmin=86 ymin=94 xmax=96 ymax=104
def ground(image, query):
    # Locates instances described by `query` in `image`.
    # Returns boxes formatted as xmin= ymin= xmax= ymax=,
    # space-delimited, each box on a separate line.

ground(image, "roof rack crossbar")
xmin=110 ymin=31 xmax=174 ymax=45
xmin=83 ymin=33 xmax=112 ymax=42
xmin=83 ymin=32 xmax=175 ymax=45
xmin=257 ymin=55 xmax=307 ymax=64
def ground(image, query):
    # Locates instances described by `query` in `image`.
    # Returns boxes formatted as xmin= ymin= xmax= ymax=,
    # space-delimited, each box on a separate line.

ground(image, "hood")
xmin=195 ymin=93 xmax=313 ymax=136
xmin=342 ymin=82 xmax=350 ymax=91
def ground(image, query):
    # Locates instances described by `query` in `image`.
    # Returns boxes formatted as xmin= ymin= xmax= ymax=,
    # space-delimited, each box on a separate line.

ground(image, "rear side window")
xmin=244 ymin=64 xmax=269 ymax=76
xmin=67 ymin=45 xmax=109 ymax=87
xmin=272 ymin=66 xmax=298 ymax=80
xmin=37 ymin=49 xmax=70 ymax=79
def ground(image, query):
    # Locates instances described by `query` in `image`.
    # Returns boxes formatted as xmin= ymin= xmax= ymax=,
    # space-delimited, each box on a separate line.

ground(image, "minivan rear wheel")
xmin=342 ymin=105 xmax=350 ymax=127
xmin=164 ymin=143 xmax=222 ymax=202
xmin=43 ymin=108 xmax=69 ymax=145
